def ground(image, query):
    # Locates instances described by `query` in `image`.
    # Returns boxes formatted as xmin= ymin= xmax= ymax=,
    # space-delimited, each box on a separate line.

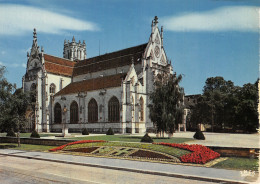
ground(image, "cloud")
xmin=0 ymin=4 xmax=99 ymax=35
xmin=161 ymin=6 xmax=259 ymax=32
xmin=0 ymin=61 xmax=26 ymax=68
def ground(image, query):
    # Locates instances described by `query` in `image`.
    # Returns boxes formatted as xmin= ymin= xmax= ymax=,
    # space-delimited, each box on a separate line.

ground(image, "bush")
xmin=6 ymin=129 xmax=16 ymax=137
xmin=106 ymin=127 xmax=114 ymax=135
xmin=193 ymin=129 xmax=205 ymax=140
xmin=30 ymin=130 xmax=40 ymax=138
xmin=82 ymin=128 xmax=89 ymax=135
xmin=141 ymin=133 xmax=153 ymax=143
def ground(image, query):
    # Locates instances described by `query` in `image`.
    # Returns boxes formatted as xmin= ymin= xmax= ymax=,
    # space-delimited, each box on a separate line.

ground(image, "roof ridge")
xmin=44 ymin=53 xmax=75 ymax=62
xmin=79 ymin=43 xmax=148 ymax=62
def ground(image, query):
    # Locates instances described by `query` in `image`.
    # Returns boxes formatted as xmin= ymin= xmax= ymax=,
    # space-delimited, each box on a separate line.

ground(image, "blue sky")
xmin=0 ymin=0 xmax=259 ymax=95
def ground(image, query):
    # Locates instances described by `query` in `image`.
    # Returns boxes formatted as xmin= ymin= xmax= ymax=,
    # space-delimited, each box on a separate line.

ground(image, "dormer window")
xmin=49 ymin=83 xmax=56 ymax=94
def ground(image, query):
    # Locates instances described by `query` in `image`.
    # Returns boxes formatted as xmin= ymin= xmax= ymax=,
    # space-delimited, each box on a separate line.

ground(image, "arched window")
xmin=30 ymin=83 xmax=36 ymax=91
xmin=30 ymin=83 xmax=36 ymax=103
xmin=88 ymin=98 xmax=98 ymax=122
xmin=54 ymin=103 xmax=61 ymax=124
xmin=108 ymin=96 xmax=120 ymax=122
xmin=70 ymin=101 xmax=78 ymax=124
xmin=49 ymin=83 xmax=56 ymax=94
xmin=140 ymin=97 xmax=144 ymax=121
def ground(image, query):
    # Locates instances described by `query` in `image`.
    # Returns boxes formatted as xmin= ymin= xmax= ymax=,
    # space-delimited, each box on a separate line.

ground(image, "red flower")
xmin=49 ymin=140 xmax=106 ymax=152
xmin=153 ymin=142 xmax=220 ymax=164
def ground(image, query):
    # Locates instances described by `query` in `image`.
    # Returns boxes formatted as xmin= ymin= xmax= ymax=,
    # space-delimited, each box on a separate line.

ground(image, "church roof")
xmin=73 ymin=43 xmax=147 ymax=76
xmin=55 ymin=73 xmax=126 ymax=96
xmin=44 ymin=54 xmax=75 ymax=77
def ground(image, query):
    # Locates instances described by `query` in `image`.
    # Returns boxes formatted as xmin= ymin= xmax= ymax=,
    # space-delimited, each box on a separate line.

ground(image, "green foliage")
xmin=106 ymin=127 xmax=114 ymax=135
xmin=0 ymin=66 xmax=30 ymax=133
xmin=82 ymin=128 xmax=89 ymax=135
xmin=140 ymin=133 xmax=153 ymax=143
xmin=149 ymin=72 xmax=184 ymax=135
xmin=6 ymin=129 xmax=16 ymax=137
xmin=193 ymin=129 xmax=205 ymax=140
xmin=30 ymin=130 xmax=40 ymax=138
xmin=189 ymin=77 xmax=258 ymax=133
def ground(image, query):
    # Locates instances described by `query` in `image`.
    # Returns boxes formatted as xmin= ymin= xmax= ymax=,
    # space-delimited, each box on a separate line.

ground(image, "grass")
xmin=212 ymin=157 xmax=259 ymax=171
xmin=65 ymin=142 xmax=191 ymax=158
xmin=0 ymin=143 xmax=56 ymax=152
xmin=68 ymin=135 xmax=193 ymax=143
xmin=0 ymin=133 xmax=60 ymax=137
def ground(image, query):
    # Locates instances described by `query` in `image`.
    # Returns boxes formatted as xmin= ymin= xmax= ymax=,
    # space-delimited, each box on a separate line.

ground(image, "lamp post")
xmin=62 ymin=105 xmax=68 ymax=136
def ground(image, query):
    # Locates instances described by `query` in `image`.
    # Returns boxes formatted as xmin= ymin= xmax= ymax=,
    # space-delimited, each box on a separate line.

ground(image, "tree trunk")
xmin=17 ymin=131 xmax=20 ymax=147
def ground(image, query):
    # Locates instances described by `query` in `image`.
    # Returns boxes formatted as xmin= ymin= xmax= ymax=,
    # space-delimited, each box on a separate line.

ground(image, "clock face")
xmin=154 ymin=46 xmax=160 ymax=58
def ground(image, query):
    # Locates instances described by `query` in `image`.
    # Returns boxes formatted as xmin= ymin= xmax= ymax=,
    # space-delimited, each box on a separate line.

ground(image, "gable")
xmin=44 ymin=54 xmax=75 ymax=77
xmin=144 ymin=27 xmax=168 ymax=66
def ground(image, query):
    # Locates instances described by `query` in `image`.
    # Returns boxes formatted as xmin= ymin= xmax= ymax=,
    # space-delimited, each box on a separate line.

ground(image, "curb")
xmin=0 ymin=152 xmax=250 ymax=184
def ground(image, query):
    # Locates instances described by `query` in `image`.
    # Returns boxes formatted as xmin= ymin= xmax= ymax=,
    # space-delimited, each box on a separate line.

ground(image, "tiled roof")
xmin=184 ymin=94 xmax=201 ymax=108
xmin=73 ymin=43 xmax=147 ymax=76
xmin=44 ymin=54 xmax=75 ymax=77
xmin=55 ymin=73 xmax=126 ymax=96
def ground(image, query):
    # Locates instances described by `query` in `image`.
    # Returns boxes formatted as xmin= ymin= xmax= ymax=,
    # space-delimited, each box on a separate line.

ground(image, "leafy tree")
xmin=149 ymin=72 xmax=184 ymax=136
xmin=0 ymin=66 xmax=30 ymax=146
xmin=235 ymin=81 xmax=258 ymax=132
xmin=190 ymin=76 xmax=258 ymax=133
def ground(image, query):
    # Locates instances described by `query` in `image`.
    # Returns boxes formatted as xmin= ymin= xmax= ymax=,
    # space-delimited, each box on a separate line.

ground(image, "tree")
xmin=234 ymin=81 xmax=258 ymax=132
xmin=190 ymin=76 xmax=258 ymax=133
xmin=0 ymin=66 xmax=30 ymax=146
xmin=149 ymin=72 xmax=184 ymax=136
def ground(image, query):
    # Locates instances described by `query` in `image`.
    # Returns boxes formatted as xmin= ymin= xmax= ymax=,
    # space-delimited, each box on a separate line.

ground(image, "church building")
xmin=22 ymin=16 xmax=175 ymax=134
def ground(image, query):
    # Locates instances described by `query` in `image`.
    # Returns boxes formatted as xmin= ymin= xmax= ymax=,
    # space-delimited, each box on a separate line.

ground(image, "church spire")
xmin=32 ymin=28 xmax=38 ymax=49
xmin=30 ymin=28 xmax=40 ymax=59
xmin=154 ymin=16 xmax=158 ymax=25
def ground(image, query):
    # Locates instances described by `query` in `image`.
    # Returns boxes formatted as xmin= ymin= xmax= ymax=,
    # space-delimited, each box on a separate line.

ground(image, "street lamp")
xmin=62 ymin=105 xmax=68 ymax=136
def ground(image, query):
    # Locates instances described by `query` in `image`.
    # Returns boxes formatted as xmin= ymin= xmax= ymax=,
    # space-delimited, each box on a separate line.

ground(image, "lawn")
xmin=0 ymin=143 xmax=56 ymax=151
xmin=65 ymin=142 xmax=191 ymax=158
xmin=212 ymin=157 xmax=259 ymax=171
xmin=0 ymin=133 xmax=60 ymax=137
xmin=68 ymin=135 xmax=193 ymax=143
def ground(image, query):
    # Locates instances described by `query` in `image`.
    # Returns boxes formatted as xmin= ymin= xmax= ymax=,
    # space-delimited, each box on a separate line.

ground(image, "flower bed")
xmin=129 ymin=150 xmax=173 ymax=160
xmin=154 ymin=143 xmax=220 ymax=164
xmin=49 ymin=140 xmax=106 ymax=152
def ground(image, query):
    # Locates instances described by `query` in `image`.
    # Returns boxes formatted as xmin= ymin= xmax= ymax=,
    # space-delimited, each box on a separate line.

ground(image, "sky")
xmin=0 ymin=0 xmax=259 ymax=95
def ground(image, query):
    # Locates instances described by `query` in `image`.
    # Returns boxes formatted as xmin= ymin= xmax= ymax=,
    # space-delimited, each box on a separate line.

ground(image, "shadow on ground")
xmin=0 ymin=145 xmax=17 ymax=149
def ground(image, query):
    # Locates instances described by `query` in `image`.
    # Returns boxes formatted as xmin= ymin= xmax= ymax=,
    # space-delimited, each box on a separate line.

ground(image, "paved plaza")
xmin=144 ymin=132 xmax=260 ymax=149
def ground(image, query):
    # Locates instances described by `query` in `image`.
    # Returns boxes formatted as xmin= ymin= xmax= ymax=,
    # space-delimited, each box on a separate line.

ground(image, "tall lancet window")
xmin=54 ymin=103 xmax=61 ymax=124
xmin=140 ymin=97 xmax=144 ymax=121
xmin=108 ymin=96 xmax=120 ymax=122
xmin=88 ymin=98 xmax=98 ymax=122
xmin=70 ymin=101 xmax=78 ymax=124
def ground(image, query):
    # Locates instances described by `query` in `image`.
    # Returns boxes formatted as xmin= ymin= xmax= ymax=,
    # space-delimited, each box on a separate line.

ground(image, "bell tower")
xmin=63 ymin=36 xmax=86 ymax=61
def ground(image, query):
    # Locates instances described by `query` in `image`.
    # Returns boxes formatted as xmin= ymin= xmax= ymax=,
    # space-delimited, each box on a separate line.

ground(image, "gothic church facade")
xmin=22 ymin=16 xmax=174 ymax=133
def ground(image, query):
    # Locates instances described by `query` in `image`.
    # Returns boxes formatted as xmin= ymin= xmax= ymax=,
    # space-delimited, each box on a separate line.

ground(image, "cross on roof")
xmin=154 ymin=16 xmax=158 ymax=24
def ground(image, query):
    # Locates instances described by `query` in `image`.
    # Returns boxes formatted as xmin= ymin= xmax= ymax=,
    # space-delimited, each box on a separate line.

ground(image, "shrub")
xmin=193 ymin=129 xmax=205 ymax=140
xmin=106 ymin=127 xmax=114 ymax=135
xmin=141 ymin=133 xmax=153 ymax=143
xmin=30 ymin=130 xmax=40 ymax=138
xmin=82 ymin=128 xmax=89 ymax=135
xmin=6 ymin=129 xmax=16 ymax=137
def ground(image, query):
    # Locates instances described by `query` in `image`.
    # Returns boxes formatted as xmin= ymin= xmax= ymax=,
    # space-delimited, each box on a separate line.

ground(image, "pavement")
xmin=133 ymin=132 xmax=260 ymax=149
xmin=0 ymin=149 xmax=259 ymax=183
